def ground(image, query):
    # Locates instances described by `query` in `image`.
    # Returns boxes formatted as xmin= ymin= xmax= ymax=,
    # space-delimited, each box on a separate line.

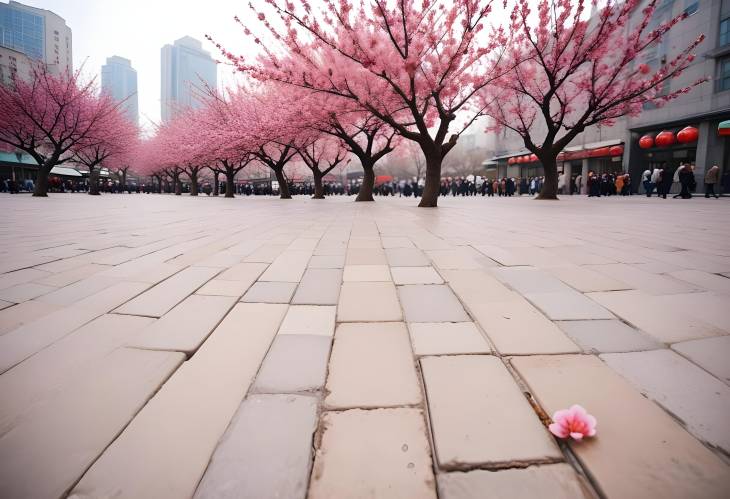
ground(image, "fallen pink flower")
xmin=548 ymin=404 xmax=597 ymax=441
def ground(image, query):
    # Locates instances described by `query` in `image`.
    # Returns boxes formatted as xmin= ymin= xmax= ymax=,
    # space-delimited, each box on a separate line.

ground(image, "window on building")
xmin=720 ymin=57 xmax=730 ymax=91
xmin=684 ymin=1 xmax=698 ymax=16
xmin=721 ymin=18 xmax=730 ymax=46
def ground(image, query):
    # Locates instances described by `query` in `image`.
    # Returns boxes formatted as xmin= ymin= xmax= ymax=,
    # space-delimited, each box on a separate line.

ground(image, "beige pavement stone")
xmin=194 ymin=394 xmax=318 ymax=499
xmin=421 ymin=355 xmax=561 ymax=468
xmin=601 ymin=349 xmax=730 ymax=453
xmin=391 ymin=266 xmax=444 ymax=285
xmin=491 ymin=267 xmax=571 ymax=294
xmin=0 ymin=299 xmax=62 ymax=335
xmin=279 ymin=305 xmax=336 ymax=336
xmin=127 ymin=294 xmax=236 ymax=355
xmin=426 ymin=248 xmax=483 ymax=270
xmin=672 ymin=335 xmax=730 ymax=385
xmin=196 ymin=278 xmax=253 ymax=297
xmin=382 ymin=236 xmax=414 ymax=248
xmin=408 ymin=322 xmax=491 ymax=356
xmin=69 ymin=303 xmax=287 ymax=499
xmin=0 ymin=348 xmax=183 ymax=499
xmin=34 ymin=275 xmax=118 ymax=306
xmin=589 ymin=290 xmax=724 ymax=343
xmin=343 ymin=264 xmax=391 ymax=281
xmin=398 ymin=285 xmax=470 ymax=323
xmin=242 ymin=244 xmax=288 ymax=263
xmin=308 ymin=254 xmax=345 ymax=268
xmin=557 ymin=320 xmax=661 ymax=353
xmin=325 ymin=322 xmax=421 ymax=409
xmin=652 ymin=292 xmax=730 ymax=333
xmin=252 ymin=334 xmax=331 ymax=393
xmin=0 ymin=300 xmax=11 ymax=310
xmin=0 ymin=281 xmax=56 ymax=303
xmin=242 ymin=281 xmax=297 ymax=303
xmin=511 ymin=354 xmax=730 ymax=499
xmin=308 ymin=408 xmax=437 ymax=499
xmin=0 ymin=281 xmax=149 ymax=373
xmin=668 ymin=269 xmax=730 ymax=294
xmin=524 ymin=291 xmax=614 ymax=320
xmin=437 ymin=464 xmax=594 ymax=499
xmin=216 ymin=262 xmax=268 ymax=282
xmin=587 ymin=263 xmax=698 ymax=295
xmin=345 ymin=247 xmax=387 ymax=265
xmin=259 ymin=251 xmax=311 ymax=282
xmin=385 ymin=247 xmax=430 ymax=266
xmin=115 ymin=266 xmax=220 ymax=317
xmin=0 ymin=267 xmax=52 ymax=291
xmin=33 ymin=263 xmax=109 ymax=287
xmin=292 ymin=268 xmax=342 ymax=305
xmin=545 ymin=264 xmax=632 ymax=292
xmin=337 ymin=282 xmax=403 ymax=322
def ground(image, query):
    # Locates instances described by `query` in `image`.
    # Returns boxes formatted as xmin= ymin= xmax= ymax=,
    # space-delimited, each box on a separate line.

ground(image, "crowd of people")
xmin=641 ymin=162 xmax=721 ymax=199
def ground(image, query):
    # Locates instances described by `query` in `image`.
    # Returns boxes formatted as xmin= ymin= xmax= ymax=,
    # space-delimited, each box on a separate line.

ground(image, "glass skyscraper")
xmin=160 ymin=36 xmax=217 ymax=122
xmin=101 ymin=56 xmax=139 ymax=126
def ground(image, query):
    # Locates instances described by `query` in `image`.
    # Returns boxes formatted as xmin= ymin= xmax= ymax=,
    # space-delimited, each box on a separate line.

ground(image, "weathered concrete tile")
xmin=672 ymin=335 xmax=730 ymax=385
xmin=194 ymin=394 xmax=318 ymax=499
xmin=279 ymin=305 xmax=336 ymax=336
xmin=325 ymin=322 xmax=421 ymax=409
xmin=426 ymin=248 xmax=482 ymax=270
xmin=252 ymin=335 xmax=331 ymax=393
xmin=0 ymin=300 xmax=62 ymax=335
xmin=292 ymin=268 xmax=342 ymax=305
xmin=556 ymin=320 xmax=662 ymax=353
xmin=115 ymin=266 xmax=219 ymax=317
xmin=0 ymin=281 xmax=56 ymax=303
xmin=668 ymin=269 xmax=730 ymax=294
xmin=308 ymin=255 xmax=345 ymax=269
xmin=381 ymin=236 xmax=414 ymax=249
xmin=438 ymin=464 xmax=593 ymax=499
xmin=69 ymin=303 xmax=287 ymax=499
xmin=33 ymin=263 xmax=108 ymax=288
xmin=337 ymin=282 xmax=403 ymax=322
xmin=242 ymin=244 xmax=287 ymax=263
xmin=308 ymin=408 xmax=436 ymax=499
xmin=491 ymin=267 xmax=571 ymax=294
xmin=587 ymin=263 xmax=699 ymax=295
xmin=216 ymin=262 xmax=268 ymax=282
xmin=345 ymin=247 xmax=387 ymax=265
xmin=398 ymin=285 xmax=469 ymax=323
xmin=343 ymin=265 xmax=391 ymax=282
xmin=241 ymin=281 xmax=297 ymax=303
xmin=391 ymin=266 xmax=443 ymax=285
xmin=408 ymin=322 xmax=490 ymax=356
xmin=0 ymin=268 xmax=52 ymax=291
xmin=385 ymin=247 xmax=430 ymax=266
xmin=588 ymin=290 xmax=723 ymax=343
xmin=601 ymin=349 xmax=730 ymax=453
xmin=545 ymin=264 xmax=632 ymax=292
xmin=33 ymin=275 xmax=118 ymax=306
xmin=196 ymin=278 xmax=253 ymax=297
xmin=421 ymin=355 xmax=560 ymax=468
xmin=511 ymin=354 xmax=730 ymax=499
xmin=259 ymin=251 xmax=311 ymax=282
xmin=652 ymin=292 xmax=730 ymax=334
xmin=0 ymin=348 xmax=183 ymax=499
xmin=347 ymin=237 xmax=382 ymax=249
xmin=127 ymin=295 xmax=236 ymax=355
xmin=524 ymin=292 xmax=614 ymax=320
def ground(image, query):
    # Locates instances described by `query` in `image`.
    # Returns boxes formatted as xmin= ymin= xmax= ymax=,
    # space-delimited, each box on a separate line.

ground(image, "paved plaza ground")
xmin=0 ymin=192 xmax=729 ymax=498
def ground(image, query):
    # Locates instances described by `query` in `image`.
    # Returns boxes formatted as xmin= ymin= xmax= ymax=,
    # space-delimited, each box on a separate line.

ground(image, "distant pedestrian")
xmin=678 ymin=164 xmax=695 ymax=199
xmin=704 ymin=165 xmax=720 ymax=199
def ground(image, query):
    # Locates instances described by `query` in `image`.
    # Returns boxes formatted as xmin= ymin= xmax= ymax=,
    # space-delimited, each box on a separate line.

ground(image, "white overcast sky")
xmin=20 ymin=0 xmax=259 ymax=132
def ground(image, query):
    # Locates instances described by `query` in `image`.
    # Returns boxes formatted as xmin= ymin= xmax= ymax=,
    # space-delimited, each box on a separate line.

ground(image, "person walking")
xmin=678 ymin=164 xmax=695 ymax=199
xmin=615 ymin=174 xmax=624 ymax=196
xmin=650 ymin=167 xmax=662 ymax=197
xmin=574 ymin=173 xmax=582 ymax=195
xmin=642 ymin=168 xmax=653 ymax=196
xmin=705 ymin=165 xmax=720 ymax=198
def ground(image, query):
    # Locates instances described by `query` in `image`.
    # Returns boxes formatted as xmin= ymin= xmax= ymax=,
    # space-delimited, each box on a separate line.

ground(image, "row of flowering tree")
xmin=0 ymin=64 xmax=139 ymax=196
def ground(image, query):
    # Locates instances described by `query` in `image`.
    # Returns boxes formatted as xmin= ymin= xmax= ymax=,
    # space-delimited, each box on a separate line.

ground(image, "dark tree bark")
xmin=88 ymin=167 xmax=100 ymax=195
xmin=535 ymin=153 xmax=559 ymax=200
xmin=174 ymin=172 xmax=182 ymax=195
xmin=32 ymin=164 xmax=50 ymax=197
xmin=213 ymin=171 xmax=220 ymax=196
xmin=189 ymin=169 xmax=199 ymax=196
xmin=418 ymin=154 xmax=443 ymax=207
xmin=312 ymin=172 xmax=325 ymax=199
xmin=356 ymin=164 xmax=375 ymax=202
xmin=273 ymin=167 xmax=291 ymax=199
xmin=225 ymin=172 xmax=235 ymax=198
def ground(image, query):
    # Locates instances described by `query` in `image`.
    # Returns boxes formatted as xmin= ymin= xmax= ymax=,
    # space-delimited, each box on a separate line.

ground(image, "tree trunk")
xmin=121 ymin=171 xmax=127 ymax=192
xmin=88 ymin=168 xmax=100 ymax=195
xmin=536 ymin=155 xmax=559 ymax=200
xmin=356 ymin=164 xmax=375 ymax=202
xmin=418 ymin=154 xmax=443 ymax=207
xmin=174 ymin=173 xmax=181 ymax=195
xmin=225 ymin=171 xmax=235 ymax=198
xmin=213 ymin=171 xmax=220 ymax=196
xmin=312 ymin=173 xmax=325 ymax=199
xmin=189 ymin=171 xmax=199 ymax=196
xmin=32 ymin=164 xmax=51 ymax=197
xmin=274 ymin=167 xmax=291 ymax=199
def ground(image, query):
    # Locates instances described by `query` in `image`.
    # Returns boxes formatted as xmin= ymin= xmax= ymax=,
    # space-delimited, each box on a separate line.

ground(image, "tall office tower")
xmin=160 ymin=36 xmax=217 ymax=122
xmin=0 ymin=0 xmax=72 ymax=75
xmin=101 ymin=56 xmax=139 ymax=125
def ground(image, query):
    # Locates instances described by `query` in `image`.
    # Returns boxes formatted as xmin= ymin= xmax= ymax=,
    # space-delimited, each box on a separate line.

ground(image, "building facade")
xmin=489 ymin=0 xmax=730 ymax=194
xmin=0 ymin=1 xmax=72 ymax=75
xmin=160 ymin=36 xmax=217 ymax=122
xmin=0 ymin=44 xmax=31 ymax=84
xmin=101 ymin=56 xmax=139 ymax=125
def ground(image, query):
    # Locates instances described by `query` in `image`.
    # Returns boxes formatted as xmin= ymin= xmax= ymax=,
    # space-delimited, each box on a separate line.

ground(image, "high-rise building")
xmin=160 ymin=36 xmax=217 ymax=122
xmin=101 ymin=56 xmax=139 ymax=125
xmin=0 ymin=1 xmax=72 ymax=75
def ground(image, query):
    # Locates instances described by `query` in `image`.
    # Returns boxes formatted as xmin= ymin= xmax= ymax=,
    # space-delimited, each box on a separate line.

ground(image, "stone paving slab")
xmin=307 ymin=254 xmax=345 ymax=268
xmin=325 ymin=322 xmax=421 ymax=409
xmin=337 ymin=282 xmax=403 ymax=322
xmin=544 ymin=264 xmax=632 ymax=292
xmin=385 ymin=247 xmax=430 ymax=266
xmin=252 ymin=334 xmax=331 ymax=394
xmin=343 ymin=264 xmax=392 ymax=281
xmin=345 ymin=247 xmax=387 ymax=265
xmin=437 ymin=464 xmax=593 ymax=499
xmin=308 ymin=408 xmax=437 ymax=499
xmin=421 ymin=355 xmax=561 ymax=468
xmin=279 ymin=305 xmax=336 ymax=336
xmin=292 ymin=268 xmax=342 ymax=305
xmin=33 ymin=262 xmax=109 ymax=288
xmin=69 ymin=303 xmax=287 ymax=499
xmin=398 ymin=285 xmax=470 ymax=323
xmin=523 ymin=291 xmax=614 ymax=320
xmin=0 ymin=281 xmax=56 ymax=303
xmin=556 ymin=320 xmax=662 ymax=353
xmin=511 ymin=354 xmax=730 ymax=499
xmin=194 ymin=394 xmax=318 ymax=499
xmin=408 ymin=322 xmax=491 ymax=356
xmin=0 ymin=347 xmax=183 ymax=499
xmin=0 ymin=300 xmax=62 ymax=335
xmin=391 ymin=266 xmax=444 ymax=285
xmin=671 ymin=335 xmax=730 ymax=385
xmin=0 ymin=267 xmax=52 ymax=291
xmin=127 ymin=295 xmax=236 ymax=355
xmin=195 ymin=278 xmax=254 ymax=297
xmin=241 ymin=281 xmax=297 ymax=303
xmin=0 ymin=299 xmax=11 ymax=310
xmin=115 ymin=266 xmax=219 ymax=317
xmin=34 ymin=275 xmax=118 ymax=306
xmin=216 ymin=262 xmax=268 ymax=282
xmin=259 ymin=251 xmax=311 ymax=282
xmin=601 ymin=349 xmax=730 ymax=453
xmin=668 ymin=269 xmax=730 ymax=294
xmin=587 ymin=263 xmax=699 ymax=295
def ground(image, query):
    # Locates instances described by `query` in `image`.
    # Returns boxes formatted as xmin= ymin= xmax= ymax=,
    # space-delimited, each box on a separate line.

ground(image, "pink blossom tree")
xmin=483 ymin=0 xmax=705 ymax=199
xmin=295 ymin=136 xmax=350 ymax=199
xmin=211 ymin=0 xmax=511 ymax=207
xmin=0 ymin=64 xmax=123 ymax=196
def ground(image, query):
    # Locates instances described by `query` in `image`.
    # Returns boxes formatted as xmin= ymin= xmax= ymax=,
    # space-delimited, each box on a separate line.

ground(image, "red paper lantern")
xmin=609 ymin=145 xmax=624 ymax=156
xmin=508 ymin=157 xmax=516 ymax=165
xmin=590 ymin=147 xmax=611 ymax=158
xmin=676 ymin=126 xmax=698 ymax=144
xmin=522 ymin=155 xmax=530 ymax=163
xmin=638 ymin=135 xmax=654 ymax=149
xmin=529 ymin=154 xmax=538 ymax=162
xmin=654 ymin=130 xmax=676 ymax=147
